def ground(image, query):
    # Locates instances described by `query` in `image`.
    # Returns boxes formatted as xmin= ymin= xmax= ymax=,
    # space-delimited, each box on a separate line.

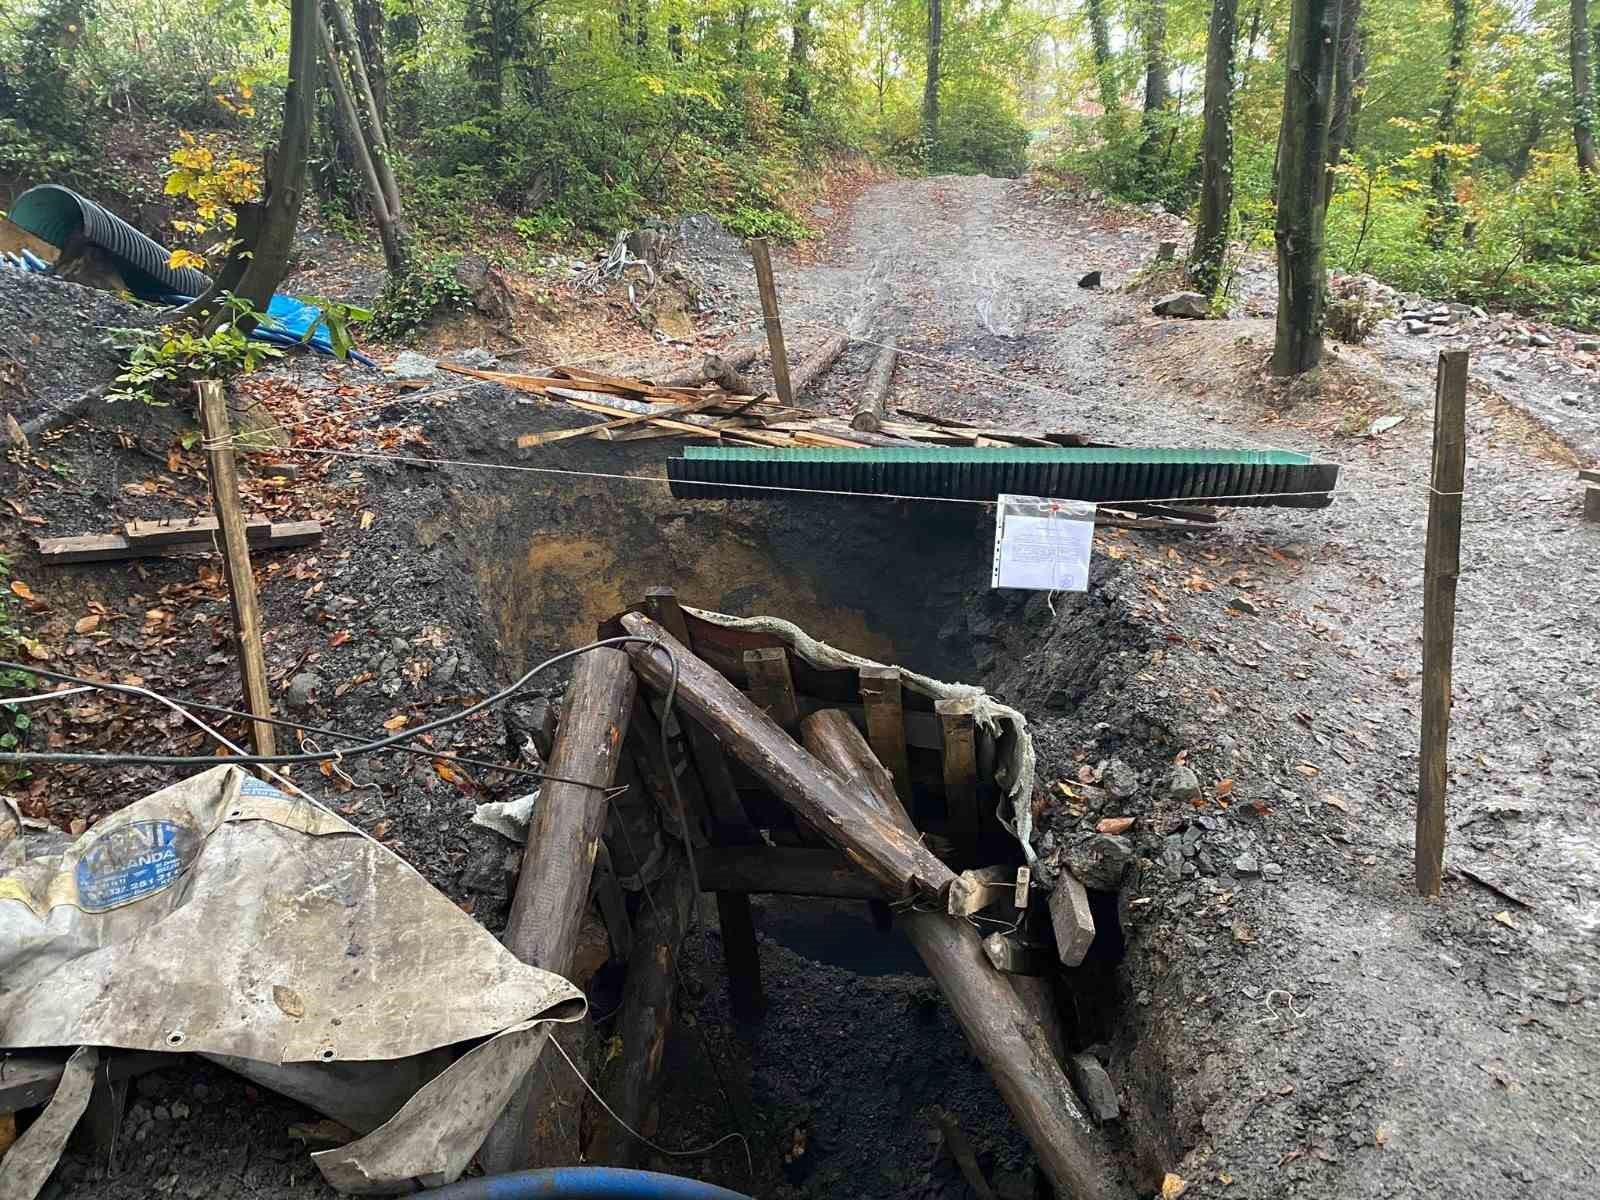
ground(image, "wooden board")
xmin=39 ymin=520 xmax=321 ymax=564
xmin=125 ymin=516 xmax=274 ymax=546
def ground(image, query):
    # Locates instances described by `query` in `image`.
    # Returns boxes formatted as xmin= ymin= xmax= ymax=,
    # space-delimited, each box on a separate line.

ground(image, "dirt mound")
xmin=0 ymin=270 xmax=151 ymax=425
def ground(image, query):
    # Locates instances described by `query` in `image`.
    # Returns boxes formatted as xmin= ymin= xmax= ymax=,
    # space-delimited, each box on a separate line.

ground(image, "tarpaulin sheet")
xmin=0 ymin=765 xmax=584 ymax=1195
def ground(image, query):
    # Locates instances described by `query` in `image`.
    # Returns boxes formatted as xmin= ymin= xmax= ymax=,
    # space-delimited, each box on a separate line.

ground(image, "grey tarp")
xmin=0 ymin=765 xmax=584 ymax=1194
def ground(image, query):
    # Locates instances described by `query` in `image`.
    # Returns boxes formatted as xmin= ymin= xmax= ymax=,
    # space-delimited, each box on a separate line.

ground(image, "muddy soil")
xmin=4 ymin=175 xmax=1597 ymax=1200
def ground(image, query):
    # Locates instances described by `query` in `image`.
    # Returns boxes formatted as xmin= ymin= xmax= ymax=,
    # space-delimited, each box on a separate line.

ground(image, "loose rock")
xmin=285 ymin=673 xmax=322 ymax=712
xmin=1153 ymin=292 xmax=1210 ymax=320
xmin=1166 ymin=764 xmax=1201 ymax=802
xmin=1078 ymin=270 xmax=1103 ymax=289
xmin=1064 ymin=833 xmax=1136 ymax=890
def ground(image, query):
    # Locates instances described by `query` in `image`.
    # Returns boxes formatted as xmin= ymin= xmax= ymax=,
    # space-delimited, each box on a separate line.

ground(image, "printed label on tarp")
xmin=75 ymin=819 xmax=200 ymax=912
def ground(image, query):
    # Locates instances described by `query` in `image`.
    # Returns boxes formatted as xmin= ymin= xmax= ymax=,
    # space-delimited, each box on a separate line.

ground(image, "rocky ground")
xmin=3 ymin=173 xmax=1598 ymax=1200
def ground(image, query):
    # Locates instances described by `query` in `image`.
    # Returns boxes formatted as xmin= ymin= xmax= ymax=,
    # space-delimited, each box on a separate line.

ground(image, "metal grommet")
xmin=318 ymin=1047 xmax=336 ymax=1062
xmin=166 ymin=1030 xmax=185 ymax=1047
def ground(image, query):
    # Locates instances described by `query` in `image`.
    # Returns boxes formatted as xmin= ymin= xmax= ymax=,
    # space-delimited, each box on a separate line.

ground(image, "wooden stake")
xmin=197 ymin=381 xmax=276 ymax=762
xmin=749 ymin=238 xmax=794 ymax=406
xmin=935 ymin=696 xmax=981 ymax=840
xmin=859 ymin=665 xmax=913 ymax=808
xmin=1417 ymin=349 xmax=1468 ymax=897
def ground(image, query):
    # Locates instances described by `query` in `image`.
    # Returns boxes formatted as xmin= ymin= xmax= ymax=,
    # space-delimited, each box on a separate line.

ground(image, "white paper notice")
xmin=991 ymin=494 xmax=1096 ymax=592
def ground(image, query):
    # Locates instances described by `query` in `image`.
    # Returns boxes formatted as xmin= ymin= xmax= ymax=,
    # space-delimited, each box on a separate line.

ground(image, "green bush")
xmin=719 ymin=202 xmax=810 ymax=242
xmin=371 ymin=254 xmax=471 ymax=339
xmin=879 ymin=88 xmax=1031 ymax=179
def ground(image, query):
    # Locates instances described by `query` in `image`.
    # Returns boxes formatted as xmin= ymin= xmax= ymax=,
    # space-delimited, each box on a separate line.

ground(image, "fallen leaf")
xmin=74 ymin=614 xmax=100 ymax=634
xmin=360 ymin=510 xmax=375 ymax=530
xmin=330 ymin=630 xmax=351 ymax=648
xmin=1323 ymin=793 xmax=1349 ymax=813
xmin=435 ymin=759 xmax=462 ymax=784
xmin=1215 ymin=778 xmax=1234 ymax=800
xmin=9 ymin=580 xmax=34 ymax=601
xmin=272 ymin=985 xmax=305 ymax=1018
xmin=382 ymin=714 xmax=408 ymax=731
xmin=1375 ymin=1127 xmax=1389 ymax=1147
xmin=69 ymin=818 xmax=87 ymax=835
xmin=1160 ymin=1173 xmax=1188 ymax=1200
xmin=371 ymin=819 xmax=392 ymax=840
xmin=19 ymin=637 xmax=50 ymax=661
xmin=1097 ymin=816 xmax=1135 ymax=835
xmin=1492 ymin=911 xmax=1519 ymax=931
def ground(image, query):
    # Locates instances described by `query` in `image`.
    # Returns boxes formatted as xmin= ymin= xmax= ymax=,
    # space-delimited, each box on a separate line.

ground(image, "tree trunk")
xmin=1239 ymin=0 xmax=1265 ymax=91
xmin=924 ymin=0 xmax=943 ymax=154
xmin=1138 ymin=0 xmax=1170 ymax=185
xmin=320 ymin=14 xmax=407 ymax=274
xmin=1271 ymin=0 xmax=1342 ymax=376
xmin=785 ymin=2 xmax=813 ymax=113
xmin=390 ymin=0 xmax=419 ymax=123
xmin=735 ymin=0 xmax=751 ymax=62
xmin=1327 ymin=0 xmax=1364 ymax=202
xmin=1190 ymin=0 xmax=1238 ymax=296
xmin=1428 ymin=0 xmax=1469 ymax=243
xmin=465 ymin=0 xmax=503 ymax=122
xmin=1574 ymin=0 xmax=1599 ymax=173
xmin=327 ymin=0 xmax=403 ymax=222
xmin=1086 ymin=0 xmax=1119 ymax=113
xmin=182 ymin=0 xmax=317 ymax=330
xmin=353 ymin=0 xmax=387 ymax=123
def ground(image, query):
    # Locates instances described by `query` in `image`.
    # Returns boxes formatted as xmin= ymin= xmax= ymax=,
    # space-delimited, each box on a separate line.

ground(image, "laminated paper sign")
xmin=991 ymin=494 xmax=1096 ymax=592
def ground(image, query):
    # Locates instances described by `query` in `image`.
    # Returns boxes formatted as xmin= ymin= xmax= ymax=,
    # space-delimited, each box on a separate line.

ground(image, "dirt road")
xmin=723 ymin=174 xmax=1599 ymax=1198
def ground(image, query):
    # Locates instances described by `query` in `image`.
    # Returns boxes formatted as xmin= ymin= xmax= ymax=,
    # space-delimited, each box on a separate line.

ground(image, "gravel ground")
xmin=4 ymin=178 xmax=1597 ymax=1200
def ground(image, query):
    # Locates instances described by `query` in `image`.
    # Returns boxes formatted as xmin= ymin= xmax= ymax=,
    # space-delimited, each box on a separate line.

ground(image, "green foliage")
xmin=0 ymin=550 xmax=34 ymax=781
xmin=107 ymin=296 xmax=284 ymax=406
xmin=371 ymin=254 xmax=471 ymax=339
xmin=719 ymin=202 xmax=811 ymax=242
xmin=298 ymin=298 xmax=375 ymax=360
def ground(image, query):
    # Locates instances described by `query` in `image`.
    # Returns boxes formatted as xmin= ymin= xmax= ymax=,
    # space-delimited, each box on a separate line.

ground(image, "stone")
xmin=1152 ymin=291 xmax=1209 ymax=319
xmin=1078 ymin=270 xmax=1103 ymax=289
xmin=1097 ymin=815 xmax=1135 ymax=836
xmin=387 ymin=350 xmax=438 ymax=381
xmin=1529 ymin=332 xmax=1553 ymax=348
xmin=1403 ymin=319 xmax=1430 ymax=335
xmin=1234 ymin=854 xmax=1262 ymax=877
xmin=1103 ymin=757 xmax=1138 ymax=800
xmin=1159 ymin=841 xmax=1185 ymax=878
xmin=1559 ymin=392 xmax=1582 ymax=407
xmin=447 ymin=346 xmax=499 ymax=370
xmin=1166 ymin=764 xmax=1201 ymax=802
xmin=1228 ymin=596 xmax=1260 ymax=616
xmin=286 ymin=673 xmax=322 ymax=712
xmin=1065 ymin=833 xmax=1136 ymax=891
xmin=1048 ymin=874 xmax=1096 ymax=966
xmin=434 ymin=655 xmax=459 ymax=686
xmin=170 ymin=1101 xmax=190 ymax=1120
xmin=390 ymin=637 xmax=409 ymax=656
xmin=153 ymin=1106 xmax=171 ymax=1122
xmin=1067 ymin=1053 xmax=1121 ymax=1122
xmin=1263 ymin=862 xmax=1284 ymax=881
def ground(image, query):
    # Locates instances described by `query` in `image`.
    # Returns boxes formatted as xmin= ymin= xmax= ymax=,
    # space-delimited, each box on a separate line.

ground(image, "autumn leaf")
xmin=19 ymin=637 xmax=51 ymax=661
xmin=74 ymin=614 xmax=101 ymax=634
xmin=382 ymin=714 xmax=408 ymax=731
xmin=360 ymin=510 xmax=374 ymax=530
xmin=330 ymin=630 xmax=351 ymax=648
xmin=1215 ymin=778 xmax=1234 ymax=800
xmin=9 ymin=580 xmax=34 ymax=601
xmin=1160 ymin=1173 xmax=1188 ymax=1200
xmin=434 ymin=758 xmax=462 ymax=784
xmin=1323 ymin=793 xmax=1350 ymax=812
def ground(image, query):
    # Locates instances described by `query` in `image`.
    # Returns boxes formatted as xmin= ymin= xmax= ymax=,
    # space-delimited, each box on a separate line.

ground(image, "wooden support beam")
xmin=935 ymin=696 xmax=981 ymax=840
xmin=37 ymin=521 xmax=321 ymax=564
xmin=694 ymin=845 xmax=882 ymax=899
xmin=482 ymin=647 xmax=637 ymax=1174
xmin=620 ymin=612 xmax=956 ymax=901
xmin=1577 ymin=467 xmax=1599 ymax=484
xmin=749 ymin=239 xmax=794 ymax=406
xmin=859 ymin=665 xmax=913 ymax=809
xmin=852 ymin=335 xmax=899 ymax=432
xmin=948 ymin=865 xmax=1018 ymax=917
xmin=1417 ymin=349 xmax=1467 ymax=897
xmin=642 ymin=588 xmax=764 ymax=1020
xmin=587 ymin=853 xmax=696 ymax=1167
xmin=197 ymin=380 xmax=276 ymax=762
xmin=798 ymin=708 xmax=1130 ymax=1200
xmin=743 ymin=646 xmax=800 ymax=731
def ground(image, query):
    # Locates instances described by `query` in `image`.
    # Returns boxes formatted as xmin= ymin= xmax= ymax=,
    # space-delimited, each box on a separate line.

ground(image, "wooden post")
xmin=859 ymin=666 xmax=913 ymax=808
xmin=1417 ymin=348 xmax=1468 ymax=897
xmin=643 ymin=588 xmax=765 ymax=1021
xmin=481 ymin=647 xmax=637 ymax=1173
xmin=749 ymin=238 xmax=794 ymax=406
xmin=620 ymin=612 xmax=957 ymax=901
xmin=935 ymin=696 xmax=981 ymax=841
xmin=799 ymin=708 xmax=1129 ymax=1200
xmin=196 ymin=381 xmax=276 ymax=762
xmin=743 ymin=646 xmax=801 ymax=731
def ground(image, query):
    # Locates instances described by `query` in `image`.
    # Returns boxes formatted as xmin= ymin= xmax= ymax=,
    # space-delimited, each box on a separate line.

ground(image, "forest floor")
xmin=2 ymin=173 xmax=1597 ymax=1200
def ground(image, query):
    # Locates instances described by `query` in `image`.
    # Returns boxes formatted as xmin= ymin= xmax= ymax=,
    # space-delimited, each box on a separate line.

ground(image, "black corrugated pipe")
xmin=6 ymin=183 xmax=212 ymax=300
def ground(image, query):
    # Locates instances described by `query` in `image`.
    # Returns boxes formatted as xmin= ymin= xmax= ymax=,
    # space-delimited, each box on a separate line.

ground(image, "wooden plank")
xmin=515 ymin=395 xmax=730 ymax=447
xmin=1585 ymin=484 xmax=1600 ymax=523
xmin=859 ymin=666 xmax=913 ymax=809
xmin=749 ymin=238 xmax=794 ymax=406
xmin=125 ymin=516 xmax=273 ymax=546
xmin=38 ymin=521 xmax=321 ymax=564
xmin=798 ymin=708 xmax=1128 ymax=1200
xmin=1417 ymin=349 xmax=1468 ymax=897
xmin=0 ymin=1055 xmax=69 ymax=1114
xmin=198 ymin=380 xmax=276 ymax=762
xmin=643 ymin=588 xmax=763 ymax=1019
xmin=743 ymin=646 xmax=801 ymax=732
xmin=1574 ymin=467 xmax=1598 ymax=484
xmin=935 ymin=696 xmax=982 ymax=841
xmin=621 ymin=612 xmax=956 ymax=901
xmin=483 ymin=646 xmax=637 ymax=1173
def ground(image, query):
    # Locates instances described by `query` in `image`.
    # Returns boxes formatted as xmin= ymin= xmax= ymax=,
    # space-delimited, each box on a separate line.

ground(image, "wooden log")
xmin=620 ymin=612 xmax=955 ymax=901
xmin=935 ymin=696 xmax=982 ymax=840
xmin=798 ymin=709 xmax=911 ymax=828
xmin=38 ymin=520 xmax=321 ymax=564
xmin=750 ymin=239 xmax=794 ymax=406
xmin=1417 ymin=349 xmax=1467 ymax=897
xmin=948 ymin=865 xmax=1017 ymax=917
xmin=852 ymin=335 xmax=899 ymax=432
xmin=653 ymin=343 xmax=762 ymax=388
xmin=1585 ymin=484 xmax=1600 ymax=523
xmin=743 ymin=647 xmax=801 ymax=731
xmin=1049 ymin=873 xmax=1097 ymax=967
xmin=642 ymin=588 xmax=764 ymax=1020
xmin=482 ymin=647 xmax=637 ymax=1174
xmin=694 ymin=845 xmax=882 ymax=899
xmin=198 ymin=380 xmax=275 ymax=762
xmin=936 ymin=1108 xmax=998 ymax=1200
xmin=799 ymin=710 xmax=1129 ymax=1200
xmin=859 ymin=665 xmax=913 ymax=808
xmin=587 ymin=854 xmax=696 ymax=1166
xmin=789 ymin=327 xmax=851 ymax=399
xmin=125 ymin=516 xmax=273 ymax=546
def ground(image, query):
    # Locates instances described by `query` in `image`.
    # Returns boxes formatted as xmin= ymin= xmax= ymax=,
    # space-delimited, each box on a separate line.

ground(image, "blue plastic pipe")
xmin=420 ymin=1167 xmax=757 ymax=1200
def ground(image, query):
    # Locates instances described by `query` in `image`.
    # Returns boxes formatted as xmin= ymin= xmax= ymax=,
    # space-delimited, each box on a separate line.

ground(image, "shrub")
xmin=371 ymin=254 xmax=471 ymax=339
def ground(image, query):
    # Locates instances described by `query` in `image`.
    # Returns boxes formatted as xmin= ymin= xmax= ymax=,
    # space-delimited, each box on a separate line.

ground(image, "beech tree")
xmin=1189 ymin=0 xmax=1237 ymax=295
